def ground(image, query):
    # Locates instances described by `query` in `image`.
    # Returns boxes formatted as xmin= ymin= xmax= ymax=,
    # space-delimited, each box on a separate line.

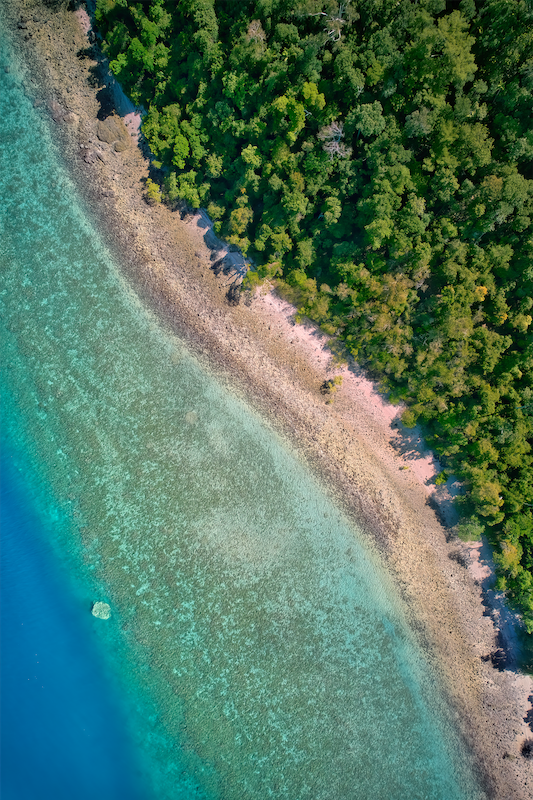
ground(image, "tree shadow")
xmin=389 ymin=419 xmax=435 ymax=464
xmin=481 ymin=629 xmax=510 ymax=671
xmin=524 ymin=695 xmax=533 ymax=732
xmin=76 ymin=44 xmax=120 ymax=120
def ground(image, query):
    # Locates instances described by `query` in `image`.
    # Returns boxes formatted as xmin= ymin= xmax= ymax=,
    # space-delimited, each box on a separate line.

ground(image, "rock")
xmin=82 ymin=148 xmax=96 ymax=164
xmin=96 ymin=118 xmax=117 ymax=144
xmin=50 ymin=99 xmax=65 ymax=123
xmin=97 ymin=116 xmax=130 ymax=150
xmin=63 ymin=112 xmax=79 ymax=126
xmin=91 ymin=601 xmax=111 ymax=619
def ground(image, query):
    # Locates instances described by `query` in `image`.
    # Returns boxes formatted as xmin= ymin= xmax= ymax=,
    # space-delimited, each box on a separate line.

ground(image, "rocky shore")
xmin=4 ymin=2 xmax=532 ymax=796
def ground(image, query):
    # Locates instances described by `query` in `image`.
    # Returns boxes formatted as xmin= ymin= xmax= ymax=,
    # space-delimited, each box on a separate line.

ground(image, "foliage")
xmin=144 ymin=177 xmax=162 ymax=204
xmin=320 ymin=375 xmax=343 ymax=403
xmin=95 ymin=0 xmax=533 ymax=629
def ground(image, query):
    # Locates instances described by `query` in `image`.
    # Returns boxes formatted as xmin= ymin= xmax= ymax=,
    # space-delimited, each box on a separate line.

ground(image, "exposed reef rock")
xmin=97 ymin=114 xmax=130 ymax=152
xmin=91 ymin=601 xmax=111 ymax=619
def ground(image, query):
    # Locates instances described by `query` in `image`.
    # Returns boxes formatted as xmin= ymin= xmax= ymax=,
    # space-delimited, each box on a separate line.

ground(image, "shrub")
xmin=521 ymin=739 xmax=533 ymax=759
xmin=145 ymin=177 xmax=162 ymax=205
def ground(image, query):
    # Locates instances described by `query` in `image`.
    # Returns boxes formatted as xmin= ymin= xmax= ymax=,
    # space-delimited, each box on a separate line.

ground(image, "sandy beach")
xmin=5 ymin=2 xmax=533 ymax=796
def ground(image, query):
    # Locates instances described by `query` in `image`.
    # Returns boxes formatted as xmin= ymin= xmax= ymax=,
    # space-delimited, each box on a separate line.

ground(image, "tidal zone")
xmin=0 ymin=15 xmax=484 ymax=800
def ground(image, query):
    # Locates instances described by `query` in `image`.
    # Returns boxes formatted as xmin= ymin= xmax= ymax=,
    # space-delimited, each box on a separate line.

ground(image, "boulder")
xmin=82 ymin=148 xmax=96 ymax=164
xmin=50 ymin=99 xmax=65 ymax=123
xmin=96 ymin=116 xmax=130 ymax=150
xmin=63 ymin=111 xmax=79 ymax=126
xmin=91 ymin=601 xmax=111 ymax=619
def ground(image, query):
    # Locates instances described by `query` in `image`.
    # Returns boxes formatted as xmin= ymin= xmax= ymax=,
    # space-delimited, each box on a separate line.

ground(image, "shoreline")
xmin=5 ymin=2 xmax=533 ymax=796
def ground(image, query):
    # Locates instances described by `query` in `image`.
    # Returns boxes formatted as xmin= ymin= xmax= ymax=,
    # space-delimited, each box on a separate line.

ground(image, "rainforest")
xmin=93 ymin=0 xmax=533 ymax=631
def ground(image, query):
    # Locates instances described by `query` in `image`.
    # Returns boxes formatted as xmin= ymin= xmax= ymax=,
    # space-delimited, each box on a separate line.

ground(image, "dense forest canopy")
xmin=94 ymin=0 xmax=533 ymax=631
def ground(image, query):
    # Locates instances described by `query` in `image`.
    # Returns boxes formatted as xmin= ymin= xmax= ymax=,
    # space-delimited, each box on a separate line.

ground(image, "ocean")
xmin=0 ymin=17 xmax=485 ymax=800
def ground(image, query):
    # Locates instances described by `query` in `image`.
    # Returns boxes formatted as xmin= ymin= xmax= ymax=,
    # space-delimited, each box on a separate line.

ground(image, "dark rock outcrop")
xmin=96 ymin=115 xmax=130 ymax=151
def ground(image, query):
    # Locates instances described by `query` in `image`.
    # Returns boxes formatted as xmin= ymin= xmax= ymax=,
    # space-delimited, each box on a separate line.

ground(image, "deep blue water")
xmin=0 ymin=446 xmax=145 ymax=800
xmin=0 ymin=13 xmax=486 ymax=800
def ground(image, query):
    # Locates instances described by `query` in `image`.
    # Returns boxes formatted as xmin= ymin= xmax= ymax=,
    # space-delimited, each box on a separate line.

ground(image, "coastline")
xmin=5 ymin=2 xmax=532 ymax=796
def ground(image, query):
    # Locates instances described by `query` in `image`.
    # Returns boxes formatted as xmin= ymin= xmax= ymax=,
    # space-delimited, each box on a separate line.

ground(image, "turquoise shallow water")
xmin=1 ymin=22 xmax=484 ymax=800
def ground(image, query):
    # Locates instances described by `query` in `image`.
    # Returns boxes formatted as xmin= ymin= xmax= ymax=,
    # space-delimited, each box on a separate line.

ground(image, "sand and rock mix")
xmin=4 ymin=2 xmax=533 ymax=796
